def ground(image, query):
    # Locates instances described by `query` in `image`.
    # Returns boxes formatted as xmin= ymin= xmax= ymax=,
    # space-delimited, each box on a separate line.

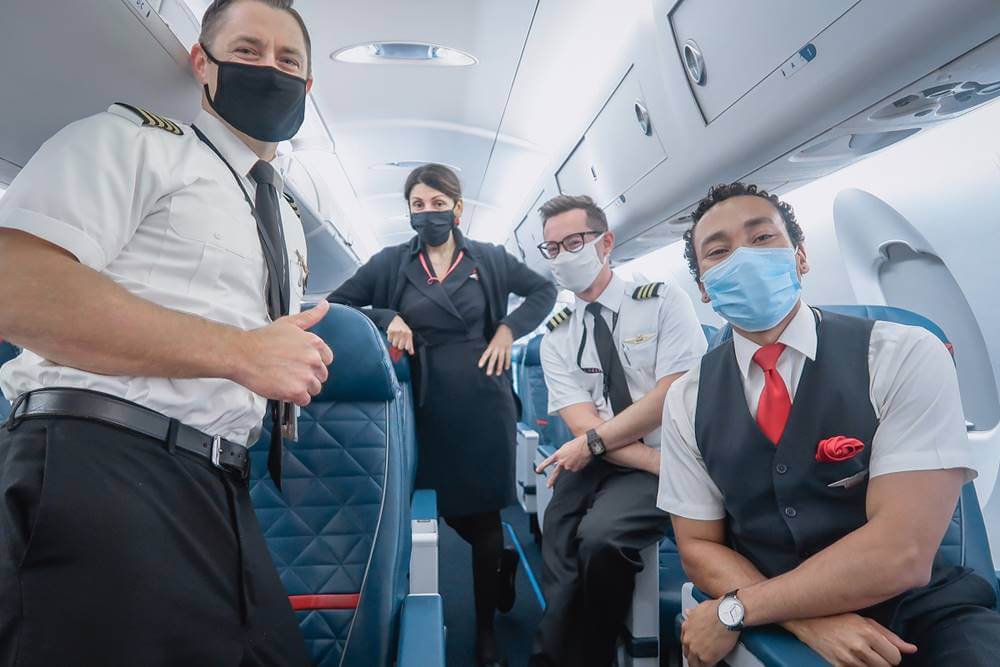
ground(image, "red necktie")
xmin=753 ymin=343 xmax=791 ymax=445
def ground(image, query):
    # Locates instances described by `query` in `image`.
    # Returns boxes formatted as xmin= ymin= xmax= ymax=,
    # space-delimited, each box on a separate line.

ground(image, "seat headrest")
xmin=512 ymin=342 xmax=526 ymax=365
xmin=524 ymin=335 xmax=544 ymax=367
xmin=706 ymin=305 xmax=950 ymax=351
xmin=310 ymin=304 xmax=399 ymax=402
xmin=700 ymin=324 xmax=719 ymax=343
xmin=819 ymin=305 xmax=949 ymax=344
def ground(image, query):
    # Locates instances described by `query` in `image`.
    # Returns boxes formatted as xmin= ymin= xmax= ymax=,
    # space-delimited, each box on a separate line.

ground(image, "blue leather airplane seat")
xmin=0 ymin=341 xmax=20 ymax=421
xmin=681 ymin=305 xmax=997 ymax=666
xmin=249 ymin=304 xmax=411 ymax=667
xmin=520 ymin=335 xmax=573 ymax=454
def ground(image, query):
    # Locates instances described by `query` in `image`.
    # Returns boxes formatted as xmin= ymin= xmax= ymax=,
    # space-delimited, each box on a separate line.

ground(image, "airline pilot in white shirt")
xmin=658 ymin=182 xmax=1000 ymax=667
xmin=0 ymin=1 xmax=331 ymax=665
xmin=530 ymin=194 xmax=707 ymax=667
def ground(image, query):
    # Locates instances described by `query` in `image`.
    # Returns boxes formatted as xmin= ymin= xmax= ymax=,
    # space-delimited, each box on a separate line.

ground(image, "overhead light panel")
xmin=370 ymin=161 xmax=462 ymax=172
xmin=332 ymin=42 xmax=476 ymax=67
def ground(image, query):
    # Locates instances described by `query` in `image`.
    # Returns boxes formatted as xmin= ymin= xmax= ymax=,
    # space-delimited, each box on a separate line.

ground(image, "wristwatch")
xmin=717 ymin=590 xmax=745 ymax=631
xmin=585 ymin=428 xmax=607 ymax=457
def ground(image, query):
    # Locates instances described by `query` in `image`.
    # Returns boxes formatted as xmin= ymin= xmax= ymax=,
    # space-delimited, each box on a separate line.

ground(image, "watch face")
xmin=718 ymin=597 xmax=745 ymax=628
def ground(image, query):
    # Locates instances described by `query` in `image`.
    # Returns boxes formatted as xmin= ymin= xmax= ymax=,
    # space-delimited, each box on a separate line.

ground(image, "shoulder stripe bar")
xmin=545 ymin=307 xmax=573 ymax=332
xmin=113 ymin=103 xmax=183 ymax=135
xmin=632 ymin=282 xmax=663 ymax=300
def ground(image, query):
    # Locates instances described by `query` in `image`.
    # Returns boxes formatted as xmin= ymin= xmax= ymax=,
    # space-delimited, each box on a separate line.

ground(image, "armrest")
xmin=410 ymin=489 xmax=439 ymax=594
xmin=411 ymin=489 xmax=437 ymax=522
xmin=680 ymin=585 xmax=826 ymax=667
xmin=397 ymin=594 xmax=445 ymax=667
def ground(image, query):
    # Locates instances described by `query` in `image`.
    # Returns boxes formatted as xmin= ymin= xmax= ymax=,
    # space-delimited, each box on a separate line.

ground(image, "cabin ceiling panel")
xmin=296 ymin=0 xmax=539 ymax=244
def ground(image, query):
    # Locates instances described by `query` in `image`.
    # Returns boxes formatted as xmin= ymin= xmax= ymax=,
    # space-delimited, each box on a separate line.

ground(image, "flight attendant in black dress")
xmin=328 ymin=164 xmax=557 ymax=666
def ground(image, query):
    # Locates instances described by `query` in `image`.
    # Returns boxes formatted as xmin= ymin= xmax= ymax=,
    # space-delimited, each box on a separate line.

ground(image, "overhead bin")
xmin=555 ymin=66 xmax=667 ymax=207
xmin=669 ymin=0 xmax=859 ymax=123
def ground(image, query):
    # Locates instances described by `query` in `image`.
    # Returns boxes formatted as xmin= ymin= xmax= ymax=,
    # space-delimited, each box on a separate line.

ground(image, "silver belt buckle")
xmin=210 ymin=435 xmax=224 ymax=469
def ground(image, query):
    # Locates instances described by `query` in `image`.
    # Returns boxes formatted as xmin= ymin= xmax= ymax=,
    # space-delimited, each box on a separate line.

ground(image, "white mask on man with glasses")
xmin=548 ymin=233 xmax=607 ymax=293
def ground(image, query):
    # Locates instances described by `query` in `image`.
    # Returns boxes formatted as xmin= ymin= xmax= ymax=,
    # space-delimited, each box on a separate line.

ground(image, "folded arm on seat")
xmin=558 ymin=401 xmax=658 ymax=475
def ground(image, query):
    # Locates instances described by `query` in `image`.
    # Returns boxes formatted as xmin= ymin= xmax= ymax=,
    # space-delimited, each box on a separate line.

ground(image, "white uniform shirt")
xmin=540 ymin=273 xmax=707 ymax=449
xmin=657 ymin=302 xmax=976 ymax=520
xmin=0 ymin=107 xmax=307 ymax=445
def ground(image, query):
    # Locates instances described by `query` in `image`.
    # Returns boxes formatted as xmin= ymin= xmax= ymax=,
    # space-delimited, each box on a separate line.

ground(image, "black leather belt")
xmin=5 ymin=388 xmax=249 ymax=478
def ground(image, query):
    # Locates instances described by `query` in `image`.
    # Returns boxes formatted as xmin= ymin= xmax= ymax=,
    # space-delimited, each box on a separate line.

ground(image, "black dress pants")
xmin=531 ymin=460 xmax=670 ymax=667
xmin=877 ymin=564 xmax=1000 ymax=666
xmin=0 ymin=417 xmax=310 ymax=667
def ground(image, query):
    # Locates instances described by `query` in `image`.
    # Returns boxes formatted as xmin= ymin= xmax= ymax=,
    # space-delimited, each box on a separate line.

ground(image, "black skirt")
xmin=413 ymin=338 xmax=517 ymax=517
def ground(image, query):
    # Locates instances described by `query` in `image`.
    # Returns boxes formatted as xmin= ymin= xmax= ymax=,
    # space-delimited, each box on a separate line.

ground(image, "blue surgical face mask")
xmin=701 ymin=247 xmax=802 ymax=332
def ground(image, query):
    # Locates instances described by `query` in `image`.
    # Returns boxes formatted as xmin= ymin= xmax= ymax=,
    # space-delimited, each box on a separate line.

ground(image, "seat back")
xmin=709 ymin=304 xmax=997 ymax=600
xmin=0 ymin=341 xmax=21 ymax=421
xmin=519 ymin=335 xmax=574 ymax=448
xmin=386 ymin=344 xmax=418 ymax=494
xmin=249 ymin=304 xmax=409 ymax=667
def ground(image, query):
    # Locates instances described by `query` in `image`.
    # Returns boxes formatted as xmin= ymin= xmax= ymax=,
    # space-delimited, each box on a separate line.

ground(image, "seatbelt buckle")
xmin=210 ymin=435 xmax=223 ymax=470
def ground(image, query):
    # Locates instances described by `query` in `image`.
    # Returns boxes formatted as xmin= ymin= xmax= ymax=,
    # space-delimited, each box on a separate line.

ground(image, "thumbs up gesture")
xmin=231 ymin=300 xmax=335 ymax=406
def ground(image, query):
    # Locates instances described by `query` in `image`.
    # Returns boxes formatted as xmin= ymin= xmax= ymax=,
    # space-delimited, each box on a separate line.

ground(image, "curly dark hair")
xmin=683 ymin=182 xmax=804 ymax=281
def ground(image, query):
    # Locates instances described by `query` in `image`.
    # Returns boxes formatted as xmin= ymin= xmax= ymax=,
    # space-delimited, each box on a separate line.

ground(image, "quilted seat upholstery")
xmin=249 ymin=304 xmax=409 ymax=667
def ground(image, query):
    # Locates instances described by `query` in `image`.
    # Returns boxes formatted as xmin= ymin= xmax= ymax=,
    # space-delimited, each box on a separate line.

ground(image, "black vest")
xmin=694 ymin=309 xmax=878 ymax=578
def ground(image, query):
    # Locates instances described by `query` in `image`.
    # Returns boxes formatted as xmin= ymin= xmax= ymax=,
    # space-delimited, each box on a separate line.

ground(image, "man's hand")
xmin=231 ymin=300 xmax=335 ymax=407
xmin=478 ymin=324 xmax=514 ymax=376
xmin=536 ymin=433 xmax=592 ymax=488
xmin=386 ymin=315 xmax=414 ymax=355
xmin=785 ymin=614 xmax=917 ymax=667
xmin=681 ymin=598 xmax=740 ymax=667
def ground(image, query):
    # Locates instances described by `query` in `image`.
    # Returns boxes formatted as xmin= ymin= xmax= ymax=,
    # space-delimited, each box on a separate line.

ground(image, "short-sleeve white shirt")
xmin=0 ymin=107 xmax=308 ymax=445
xmin=540 ymin=273 xmax=707 ymax=449
xmin=656 ymin=302 xmax=976 ymax=520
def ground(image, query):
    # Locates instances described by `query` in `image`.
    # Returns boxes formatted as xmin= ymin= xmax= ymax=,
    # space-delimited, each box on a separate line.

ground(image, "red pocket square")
xmin=816 ymin=436 xmax=865 ymax=463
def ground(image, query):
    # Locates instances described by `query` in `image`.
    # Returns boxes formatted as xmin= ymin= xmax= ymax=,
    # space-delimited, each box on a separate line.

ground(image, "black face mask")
xmin=411 ymin=209 xmax=456 ymax=247
xmin=201 ymin=44 xmax=307 ymax=142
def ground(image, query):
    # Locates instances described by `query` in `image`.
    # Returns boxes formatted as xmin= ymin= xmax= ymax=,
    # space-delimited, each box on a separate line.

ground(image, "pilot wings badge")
xmin=294 ymin=249 xmax=309 ymax=291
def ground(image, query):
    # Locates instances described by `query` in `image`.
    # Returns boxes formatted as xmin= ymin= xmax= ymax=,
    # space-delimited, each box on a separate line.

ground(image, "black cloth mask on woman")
xmin=411 ymin=209 xmax=457 ymax=247
xmin=201 ymin=44 xmax=307 ymax=142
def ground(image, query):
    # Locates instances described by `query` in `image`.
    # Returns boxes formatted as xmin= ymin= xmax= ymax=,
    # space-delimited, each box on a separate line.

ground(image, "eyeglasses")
xmin=537 ymin=231 xmax=603 ymax=259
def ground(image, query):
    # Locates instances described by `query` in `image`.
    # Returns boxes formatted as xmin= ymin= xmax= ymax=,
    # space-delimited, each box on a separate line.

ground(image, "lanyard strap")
xmin=418 ymin=250 xmax=465 ymax=286
xmin=190 ymin=125 xmax=287 ymax=319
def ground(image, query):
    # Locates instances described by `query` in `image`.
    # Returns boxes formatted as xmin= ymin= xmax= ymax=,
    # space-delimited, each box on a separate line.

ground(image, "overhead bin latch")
xmin=634 ymin=100 xmax=653 ymax=136
xmin=682 ymin=40 xmax=706 ymax=86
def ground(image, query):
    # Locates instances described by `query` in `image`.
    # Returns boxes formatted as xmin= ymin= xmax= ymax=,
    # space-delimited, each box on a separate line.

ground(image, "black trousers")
xmin=0 ymin=417 xmax=310 ymax=667
xmin=871 ymin=563 xmax=1000 ymax=666
xmin=531 ymin=460 xmax=670 ymax=667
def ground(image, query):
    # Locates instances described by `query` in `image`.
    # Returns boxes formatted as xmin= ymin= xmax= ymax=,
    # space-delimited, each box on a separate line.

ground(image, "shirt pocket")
xmin=621 ymin=333 xmax=657 ymax=370
xmin=162 ymin=191 xmax=264 ymax=299
xmin=168 ymin=192 xmax=260 ymax=260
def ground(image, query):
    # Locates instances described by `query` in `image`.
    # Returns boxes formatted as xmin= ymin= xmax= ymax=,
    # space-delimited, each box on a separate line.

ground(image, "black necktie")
xmin=585 ymin=302 xmax=633 ymax=416
xmin=249 ymin=160 xmax=291 ymax=489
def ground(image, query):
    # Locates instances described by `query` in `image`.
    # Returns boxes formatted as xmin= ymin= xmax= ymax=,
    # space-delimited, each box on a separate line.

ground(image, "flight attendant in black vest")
xmin=327 ymin=164 xmax=557 ymax=666
xmin=656 ymin=182 xmax=1000 ymax=666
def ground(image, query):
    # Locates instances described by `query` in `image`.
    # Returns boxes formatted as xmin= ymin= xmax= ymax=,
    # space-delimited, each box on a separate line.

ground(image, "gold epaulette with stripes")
xmin=282 ymin=192 xmax=301 ymax=218
xmin=545 ymin=307 xmax=573 ymax=332
xmin=632 ymin=282 xmax=664 ymax=300
xmin=110 ymin=103 xmax=183 ymax=135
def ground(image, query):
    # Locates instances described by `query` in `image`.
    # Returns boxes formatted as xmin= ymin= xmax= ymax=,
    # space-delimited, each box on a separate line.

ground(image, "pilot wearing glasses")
xmin=530 ymin=195 xmax=706 ymax=667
